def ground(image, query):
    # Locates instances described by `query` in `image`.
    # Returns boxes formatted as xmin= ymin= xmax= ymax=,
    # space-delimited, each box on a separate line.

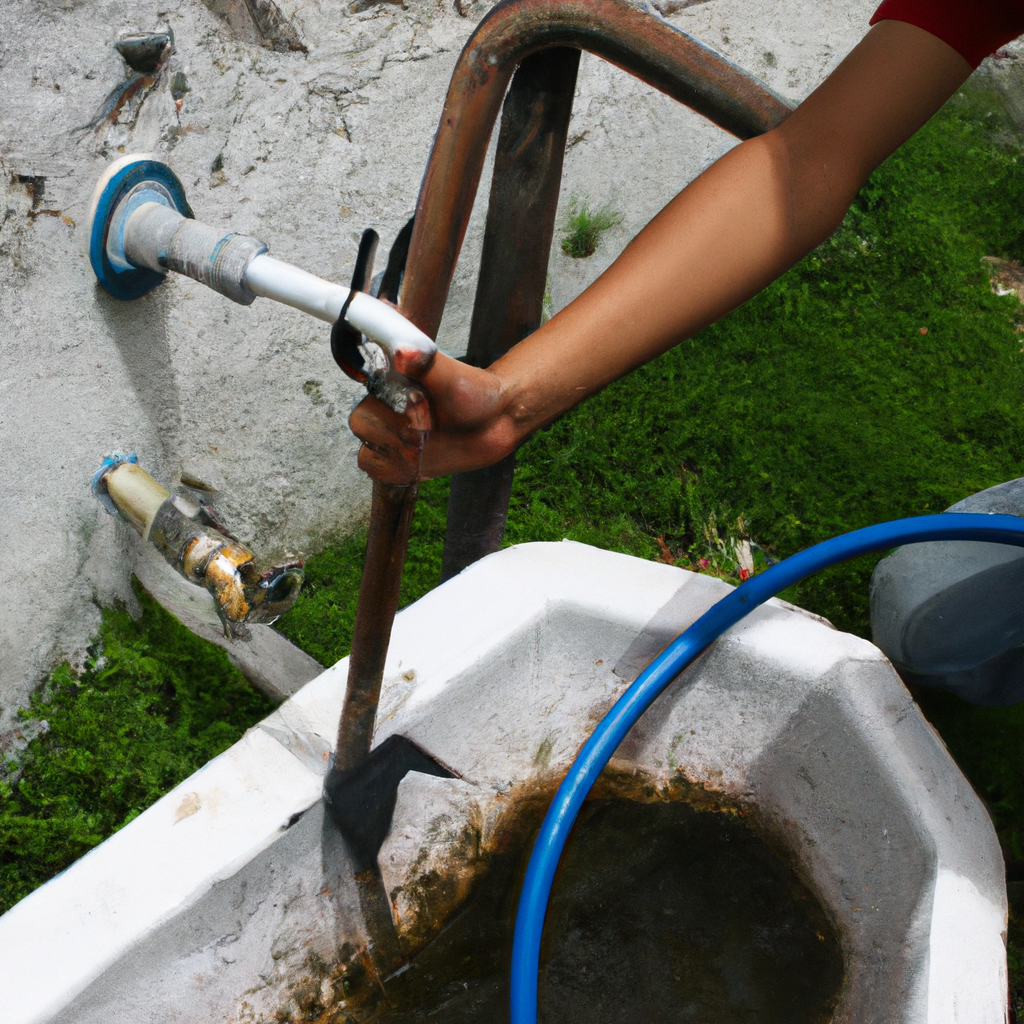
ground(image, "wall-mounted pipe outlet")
xmin=92 ymin=452 xmax=303 ymax=637
xmin=88 ymin=155 xmax=436 ymax=414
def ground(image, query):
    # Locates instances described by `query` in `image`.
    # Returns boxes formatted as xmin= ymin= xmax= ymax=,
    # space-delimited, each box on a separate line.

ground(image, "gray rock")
xmin=870 ymin=477 xmax=1024 ymax=705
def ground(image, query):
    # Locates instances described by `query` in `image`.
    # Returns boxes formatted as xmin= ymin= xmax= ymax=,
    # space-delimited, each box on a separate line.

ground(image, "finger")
xmin=349 ymin=395 xmax=425 ymax=449
xmin=357 ymin=442 xmax=419 ymax=485
xmin=350 ymin=395 xmax=427 ymax=483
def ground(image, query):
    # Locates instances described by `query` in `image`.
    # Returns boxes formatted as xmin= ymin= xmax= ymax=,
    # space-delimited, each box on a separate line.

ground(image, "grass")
xmin=0 ymin=583 xmax=273 ymax=915
xmin=560 ymin=194 xmax=623 ymax=258
xmin=4 ymin=79 xmax=1024 ymax=1003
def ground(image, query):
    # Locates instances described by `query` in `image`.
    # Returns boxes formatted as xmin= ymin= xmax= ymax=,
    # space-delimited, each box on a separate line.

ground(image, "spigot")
xmin=92 ymin=453 xmax=303 ymax=636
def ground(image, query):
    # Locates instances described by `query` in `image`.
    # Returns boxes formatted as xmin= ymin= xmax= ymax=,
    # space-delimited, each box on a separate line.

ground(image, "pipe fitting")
xmin=124 ymin=202 xmax=268 ymax=305
xmin=95 ymin=458 xmax=303 ymax=635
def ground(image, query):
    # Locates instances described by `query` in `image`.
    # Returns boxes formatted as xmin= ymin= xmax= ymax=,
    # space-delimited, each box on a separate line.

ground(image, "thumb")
xmin=359 ymin=292 xmax=437 ymax=382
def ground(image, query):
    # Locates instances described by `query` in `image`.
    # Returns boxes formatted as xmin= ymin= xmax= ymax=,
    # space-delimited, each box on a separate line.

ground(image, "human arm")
xmin=351 ymin=19 xmax=972 ymax=484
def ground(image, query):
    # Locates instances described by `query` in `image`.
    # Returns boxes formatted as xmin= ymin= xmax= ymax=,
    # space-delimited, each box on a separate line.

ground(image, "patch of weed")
xmin=0 ymin=582 xmax=272 ymax=914
xmin=560 ymin=194 xmax=623 ymax=258
xmin=277 ymin=479 xmax=450 ymax=667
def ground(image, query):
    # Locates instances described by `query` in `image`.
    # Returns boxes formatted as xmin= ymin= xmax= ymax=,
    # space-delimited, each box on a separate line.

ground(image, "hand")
xmin=349 ymin=350 xmax=518 ymax=484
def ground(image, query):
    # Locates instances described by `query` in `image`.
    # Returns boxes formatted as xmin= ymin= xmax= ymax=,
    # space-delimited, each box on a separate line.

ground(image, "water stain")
xmin=174 ymin=791 xmax=201 ymax=823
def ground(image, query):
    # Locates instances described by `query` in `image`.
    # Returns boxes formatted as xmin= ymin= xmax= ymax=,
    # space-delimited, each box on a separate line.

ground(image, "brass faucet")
xmin=93 ymin=453 xmax=303 ymax=637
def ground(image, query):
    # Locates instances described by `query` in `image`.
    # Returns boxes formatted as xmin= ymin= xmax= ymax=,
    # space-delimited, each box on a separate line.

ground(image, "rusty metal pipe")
xmin=328 ymin=476 xmax=422 ymax=976
xmin=94 ymin=456 xmax=303 ymax=635
xmin=326 ymin=0 xmax=794 ymax=969
xmin=333 ymin=480 xmax=419 ymax=771
xmin=400 ymin=0 xmax=793 ymax=342
xmin=441 ymin=47 xmax=580 ymax=581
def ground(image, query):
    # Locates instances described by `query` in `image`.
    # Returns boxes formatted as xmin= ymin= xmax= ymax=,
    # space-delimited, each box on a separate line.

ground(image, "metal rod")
xmin=334 ymin=480 xmax=420 ymax=771
xmin=442 ymin=453 xmax=517 ymax=582
xmin=326 ymin=0 xmax=795 ymax=961
xmin=441 ymin=47 xmax=580 ymax=581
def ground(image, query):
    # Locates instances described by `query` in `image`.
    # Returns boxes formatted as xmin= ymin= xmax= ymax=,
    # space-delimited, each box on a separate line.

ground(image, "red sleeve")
xmin=870 ymin=0 xmax=1024 ymax=68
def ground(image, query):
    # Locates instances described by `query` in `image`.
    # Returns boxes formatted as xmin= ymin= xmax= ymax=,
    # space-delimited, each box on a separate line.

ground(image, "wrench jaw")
xmin=357 ymin=362 xmax=433 ymax=425
xmin=331 ymin=224 xmax=434 ymax=420
xmin=334 ymin=327 xmax=428 ymax=418
xmin=331 ymin=227 xmax=379 ymax=386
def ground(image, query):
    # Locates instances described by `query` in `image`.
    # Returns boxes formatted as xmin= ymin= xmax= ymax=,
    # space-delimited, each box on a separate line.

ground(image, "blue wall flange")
xmin=88 ymin=156 xmax=194 ymax=301
xmin=90 ymin=450 xmax=138 ymax=515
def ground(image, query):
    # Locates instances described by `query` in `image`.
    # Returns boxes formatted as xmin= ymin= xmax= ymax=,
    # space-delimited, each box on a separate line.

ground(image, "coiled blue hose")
xmin=510 ymin=512 xmax=1024 ymax=1024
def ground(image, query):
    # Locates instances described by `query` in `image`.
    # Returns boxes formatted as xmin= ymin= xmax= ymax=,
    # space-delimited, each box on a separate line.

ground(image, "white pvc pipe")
xmin=122 ymin=204 xmax=436 ymax=362
xmin=346 ymin=291 xmax=436 ymax=359
xmin=243 ymin=254 xmax=436 ymax=359
xmin=242 ymin=254 xmax=348 ymax=324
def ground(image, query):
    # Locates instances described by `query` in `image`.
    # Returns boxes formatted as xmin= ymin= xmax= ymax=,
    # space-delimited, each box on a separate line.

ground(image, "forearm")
xmin=492 ymin=130 xmax=821 ymax=437
xmin=486 ymin=19 xmax=972 ymax=445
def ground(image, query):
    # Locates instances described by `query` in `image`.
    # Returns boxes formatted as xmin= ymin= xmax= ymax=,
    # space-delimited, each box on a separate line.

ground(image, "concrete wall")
xmin=0 ymin=0 xmax=877 ymax=725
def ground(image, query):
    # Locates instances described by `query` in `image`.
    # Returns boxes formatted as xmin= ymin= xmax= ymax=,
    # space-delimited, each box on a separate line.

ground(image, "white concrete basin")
xmin=0 ymin=541 xmax=1007 ymax=1023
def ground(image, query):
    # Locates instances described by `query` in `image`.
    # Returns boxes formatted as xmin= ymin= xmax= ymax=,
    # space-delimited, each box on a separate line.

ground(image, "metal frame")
xmin=407 ymin=0 xmax=793 ymax=579
xmin=332 ymin=0 xmax=792 ymax=970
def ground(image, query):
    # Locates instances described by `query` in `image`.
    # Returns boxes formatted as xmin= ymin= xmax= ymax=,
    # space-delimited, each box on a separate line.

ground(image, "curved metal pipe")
xmin=400 ymin=0 xmax=793 ymax=339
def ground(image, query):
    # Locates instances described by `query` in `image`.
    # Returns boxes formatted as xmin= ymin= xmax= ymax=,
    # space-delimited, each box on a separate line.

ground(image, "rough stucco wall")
xmin=0 ymin=0 xmax=876 ymax=727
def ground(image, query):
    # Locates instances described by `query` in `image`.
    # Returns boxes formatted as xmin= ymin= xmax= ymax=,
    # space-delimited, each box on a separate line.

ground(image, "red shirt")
xmin=871 ymin=0 xmax=1024 ymax=67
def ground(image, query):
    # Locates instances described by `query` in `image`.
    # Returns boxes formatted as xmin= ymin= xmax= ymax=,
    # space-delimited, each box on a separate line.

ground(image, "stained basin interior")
xmin=375 ymin=798 xmax=844 ymax=1023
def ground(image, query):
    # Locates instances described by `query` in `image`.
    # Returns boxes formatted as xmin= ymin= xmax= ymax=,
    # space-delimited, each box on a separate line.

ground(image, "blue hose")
xmin=510 ymin=512 xmax=1024 ymax=1024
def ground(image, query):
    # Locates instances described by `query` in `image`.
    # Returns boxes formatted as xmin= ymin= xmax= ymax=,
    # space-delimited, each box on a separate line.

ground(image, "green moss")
xmin=0 ymin=582 xmax=272 ymax=915
xmin=560 ymin=195 xmax=623 ymax=258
